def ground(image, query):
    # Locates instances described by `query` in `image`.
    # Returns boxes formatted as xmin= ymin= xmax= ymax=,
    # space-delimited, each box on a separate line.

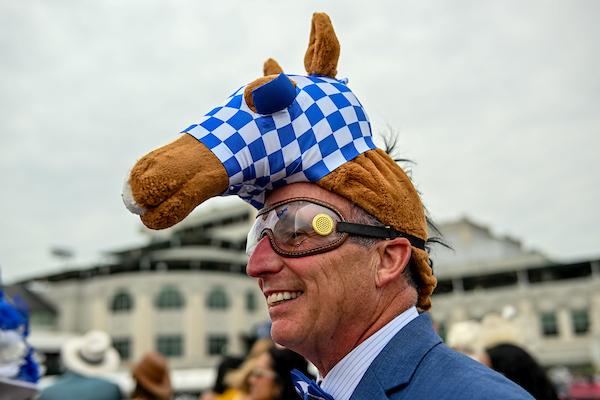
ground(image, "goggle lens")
xmin=246 ymin=199 xmax=347 ymax=258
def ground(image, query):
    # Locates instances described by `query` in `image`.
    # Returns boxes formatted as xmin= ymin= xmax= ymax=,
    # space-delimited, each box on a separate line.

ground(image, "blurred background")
xmin=1 ymin=1 xmax=599 ymax=398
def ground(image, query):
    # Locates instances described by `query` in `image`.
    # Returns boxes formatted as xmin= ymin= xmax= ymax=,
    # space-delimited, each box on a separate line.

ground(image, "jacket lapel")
xmin=349 ymin=313 xmax=442 ymax=399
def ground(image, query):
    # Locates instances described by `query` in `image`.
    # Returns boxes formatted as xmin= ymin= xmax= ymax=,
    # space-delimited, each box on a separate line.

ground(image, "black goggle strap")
xmin=336 ymin=222 xmax=426 ymax=250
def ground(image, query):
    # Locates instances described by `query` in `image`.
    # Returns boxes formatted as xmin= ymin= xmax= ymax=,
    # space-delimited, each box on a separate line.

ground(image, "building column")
xmin=590 ymin=291 xmax=600 ymax=373
xmin=229 ymin=288 xmax=245 ymax=356
xmin=516 ymin=300 xmax=537 ymax=350
xmin=452 ymin=278 xmax=464 ymax=294
xmin=517 ymin=270 xmax=529 ymax=287
xmin=557 ymin=307 xmax=572 ymax=341
xmin=90 ymin=295 xmax=109 ymax=332
xmin=185 ymin=291 xmax=204 ymax=365
xmin=132 ymin=293 xmax=153 ymax=361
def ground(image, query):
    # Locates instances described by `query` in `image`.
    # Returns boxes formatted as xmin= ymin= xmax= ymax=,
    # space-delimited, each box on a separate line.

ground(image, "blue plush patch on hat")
xmin=252 ymin=73 xmax=297 ymax=115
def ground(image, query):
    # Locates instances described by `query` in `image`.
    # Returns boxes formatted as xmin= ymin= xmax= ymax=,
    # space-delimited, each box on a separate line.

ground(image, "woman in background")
xmin=486 ymin=343 xmax=559 ymax=400
xmin=247 ymin=347 xmax=310 ymax=400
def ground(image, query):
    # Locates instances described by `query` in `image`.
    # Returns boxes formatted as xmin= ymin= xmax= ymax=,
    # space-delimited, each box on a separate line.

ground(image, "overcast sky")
xmin=1 ymin=1 xmax=599 ymax=283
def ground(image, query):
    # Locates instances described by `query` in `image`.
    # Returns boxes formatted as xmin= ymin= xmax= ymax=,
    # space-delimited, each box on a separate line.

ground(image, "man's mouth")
xmin=266 ymin=291 xmax=302 ymax=306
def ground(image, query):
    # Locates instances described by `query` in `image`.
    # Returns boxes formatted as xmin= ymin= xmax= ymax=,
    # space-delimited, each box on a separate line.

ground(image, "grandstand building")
xmin=429 ymin=217 xmax=600 ymax=372
xmin=14 ymin=205 xmax=600 ymax=375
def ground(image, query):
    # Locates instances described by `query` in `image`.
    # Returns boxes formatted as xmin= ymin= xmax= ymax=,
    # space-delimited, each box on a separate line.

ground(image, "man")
xmin=244 ymin=177 xmax=533 ymax=399
xmin=39 ymin=330 xmax=122 ymax=400
xmin=122 ymin=12 xmax=533 ymax=400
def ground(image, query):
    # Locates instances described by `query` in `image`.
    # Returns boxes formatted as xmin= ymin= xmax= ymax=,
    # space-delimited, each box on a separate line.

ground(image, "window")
xmin=207 ymin=287 xmax=229 ymax=309
xmin=113 ymin=337 xmax=131 ymax=360
xmin=527 ymin=262 xmax=592 ymax=284
xmin=110 ymin=291 xmax=133 ymax=313
xmin=157 ymin=335 xmax=183 ymax=357
xmin=207 ymin=335 xmax=228 ymax=356
xmin=540 ymin=312 xmax=559 ymax=337
xmin=30 ymin=311 xmax=56 ymax=327
xmin=433 ymin=280 xmax=453 ymax=295
xmin=246 ymin=290 xmax=257 ymax=312
xmin=462 ymin=272 xmax=518 ymax=291
xmin=572 ymin=309 xmax=589 ymax=335
xmin=155 ymin=286 xmax=185 ymax=310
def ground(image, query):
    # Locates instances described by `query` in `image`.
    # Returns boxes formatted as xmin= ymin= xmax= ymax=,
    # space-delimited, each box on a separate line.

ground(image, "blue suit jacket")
xmin=350 ymin=314 xmax=533 ymax=400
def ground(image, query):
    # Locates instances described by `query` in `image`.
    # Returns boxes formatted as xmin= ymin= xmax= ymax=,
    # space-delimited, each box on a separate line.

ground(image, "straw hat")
xmin=446 ymin=320 xmax=484 ymax=360
xmin=61 ymin=330 xmax=120 ymax=377
xmin=132 ymin=352 xmax=172 ymax=400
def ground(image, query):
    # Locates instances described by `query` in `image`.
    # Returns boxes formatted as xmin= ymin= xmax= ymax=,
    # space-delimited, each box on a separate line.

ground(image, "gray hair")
xmin=347 ymin=204 xmax=417 ymax=288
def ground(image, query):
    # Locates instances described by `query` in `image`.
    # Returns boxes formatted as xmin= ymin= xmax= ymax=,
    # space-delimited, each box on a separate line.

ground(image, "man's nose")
xmin=246 ymin=236 xmax=283 ymax=277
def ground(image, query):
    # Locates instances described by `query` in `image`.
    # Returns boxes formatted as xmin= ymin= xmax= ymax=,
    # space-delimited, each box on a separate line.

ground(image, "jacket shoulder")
xmin=396 ymin=343 xmax=534 ymax=399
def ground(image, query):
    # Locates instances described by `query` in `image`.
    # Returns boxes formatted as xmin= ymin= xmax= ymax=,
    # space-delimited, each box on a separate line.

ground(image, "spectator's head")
xmin=486 ymin=343 xmax=559 ymax=400
xmin=446 ymin=320 xmax=485 ymax=361
xmin=131 ymin=351 xmax=172 ymax=400
xmin=224 ymin=339 xmax=274 ymax=393
xmin=61 ymin=330 xmax=119 ymax=377
xmin=247 ymin=347 xmax=309 ymax=400
xmin=212 ymin=356 xmax=243 ymax=394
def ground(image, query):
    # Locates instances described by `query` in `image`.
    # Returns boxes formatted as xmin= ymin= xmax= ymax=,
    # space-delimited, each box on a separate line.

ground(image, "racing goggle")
xmin=246 ymin=197 xmax=426 ymax=258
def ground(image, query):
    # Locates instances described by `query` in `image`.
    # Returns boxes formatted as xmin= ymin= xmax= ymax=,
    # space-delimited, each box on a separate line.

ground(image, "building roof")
xmin=151 ymin=246 xmax=248 ymax=264
xmin=431 ymin=216 xmax=550 ymax=278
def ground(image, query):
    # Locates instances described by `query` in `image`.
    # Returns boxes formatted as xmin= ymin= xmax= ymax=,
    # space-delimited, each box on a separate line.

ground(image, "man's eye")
xmin=281 ymin=230 xmax=309 ymax=246
xmin=291 ymin=230 xmax=307 ymax=239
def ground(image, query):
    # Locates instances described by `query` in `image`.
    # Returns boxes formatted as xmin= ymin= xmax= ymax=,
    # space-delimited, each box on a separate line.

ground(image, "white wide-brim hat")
xmin=61 ymin=330 xmax=120 ymax=377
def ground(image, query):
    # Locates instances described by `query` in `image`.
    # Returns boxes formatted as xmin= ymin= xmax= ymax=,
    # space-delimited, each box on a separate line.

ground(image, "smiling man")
xmin=123 ymin=12 xmax=534 ymax=400
xmin=245 ymin=173 xmax=534 ymax=400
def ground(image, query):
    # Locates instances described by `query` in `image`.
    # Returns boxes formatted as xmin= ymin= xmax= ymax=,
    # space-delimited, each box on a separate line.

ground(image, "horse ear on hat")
xmin=122 ymin=12 xmax=436 ymax=310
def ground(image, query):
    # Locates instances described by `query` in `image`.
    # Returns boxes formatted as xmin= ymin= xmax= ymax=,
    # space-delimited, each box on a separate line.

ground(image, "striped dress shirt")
xmin=319 ymin=306 xmax=419 ymax=400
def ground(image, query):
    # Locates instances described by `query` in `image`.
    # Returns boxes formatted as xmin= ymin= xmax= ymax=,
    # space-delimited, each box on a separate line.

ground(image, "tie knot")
xmin=290 ymin=369 xmax=335 ymax=400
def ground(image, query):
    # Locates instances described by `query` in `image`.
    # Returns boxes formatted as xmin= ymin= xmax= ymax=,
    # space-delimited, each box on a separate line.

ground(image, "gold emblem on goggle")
xmin=312 ymin=213 xmax=334 ymax=236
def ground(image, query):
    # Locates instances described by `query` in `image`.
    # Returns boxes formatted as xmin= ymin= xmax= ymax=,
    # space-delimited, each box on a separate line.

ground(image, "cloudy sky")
xmin=1 ymin=1 xmax=598 ymax=283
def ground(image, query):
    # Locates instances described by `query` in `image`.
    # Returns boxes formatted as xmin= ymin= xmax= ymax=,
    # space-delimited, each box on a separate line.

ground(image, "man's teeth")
xmin=267 ymin=291 xmax=302 ymax=306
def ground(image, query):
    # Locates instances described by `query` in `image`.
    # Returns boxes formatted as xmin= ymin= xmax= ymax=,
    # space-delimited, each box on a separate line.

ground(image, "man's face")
xmin=246 ymin=183 xmax=379 ymax=355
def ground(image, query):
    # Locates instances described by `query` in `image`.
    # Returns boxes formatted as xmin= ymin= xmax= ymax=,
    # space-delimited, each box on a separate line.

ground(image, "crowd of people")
xmin=1 ymin=279 xmax=596 ymax=400
xmin=445 ymin=313 xmax=561 ymax=400
xmin=35 ymin=331 xmax=172 ymax=400
xmin=200 ymin=338 xmax=312 ymax=400
xmin=1 ymin=322 xmax=595 ymax=400
xmin=11 ymin=329 xmax=312 ymax=400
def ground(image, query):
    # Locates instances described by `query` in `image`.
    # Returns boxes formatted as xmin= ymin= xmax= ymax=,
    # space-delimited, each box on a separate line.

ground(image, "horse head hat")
xmin=122 ymin=12 xmax=437 ymax=310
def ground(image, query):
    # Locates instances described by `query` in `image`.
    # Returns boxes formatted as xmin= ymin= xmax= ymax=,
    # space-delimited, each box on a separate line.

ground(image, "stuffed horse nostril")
xmin=251 ymin=73 xmax=297 ymax=114
xmin=122 ymin=179 xmax=146 ymax=216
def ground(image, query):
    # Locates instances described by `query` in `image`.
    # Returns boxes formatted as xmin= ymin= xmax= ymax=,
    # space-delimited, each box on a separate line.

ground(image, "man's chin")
xmin=270 ymin=320 xmax=302 ymax=348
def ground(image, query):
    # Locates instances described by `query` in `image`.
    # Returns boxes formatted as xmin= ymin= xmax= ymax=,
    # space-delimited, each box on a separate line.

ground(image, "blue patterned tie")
xmin=291 ymin=369 xmax=335 ymax=400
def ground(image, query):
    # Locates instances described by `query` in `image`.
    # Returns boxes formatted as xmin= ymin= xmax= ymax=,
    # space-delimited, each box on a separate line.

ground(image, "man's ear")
xmin=375 ymin=238 xmax=412 ymax=288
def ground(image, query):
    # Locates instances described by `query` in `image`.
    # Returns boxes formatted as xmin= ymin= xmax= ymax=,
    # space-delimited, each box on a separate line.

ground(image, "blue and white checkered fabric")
xmin=183 ymin=74 xmax=375 ymax=209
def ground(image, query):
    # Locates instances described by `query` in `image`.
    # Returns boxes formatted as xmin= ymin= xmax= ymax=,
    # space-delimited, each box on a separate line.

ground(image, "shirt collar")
xmin=319 ymin=306 xmax=419 ymax=400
